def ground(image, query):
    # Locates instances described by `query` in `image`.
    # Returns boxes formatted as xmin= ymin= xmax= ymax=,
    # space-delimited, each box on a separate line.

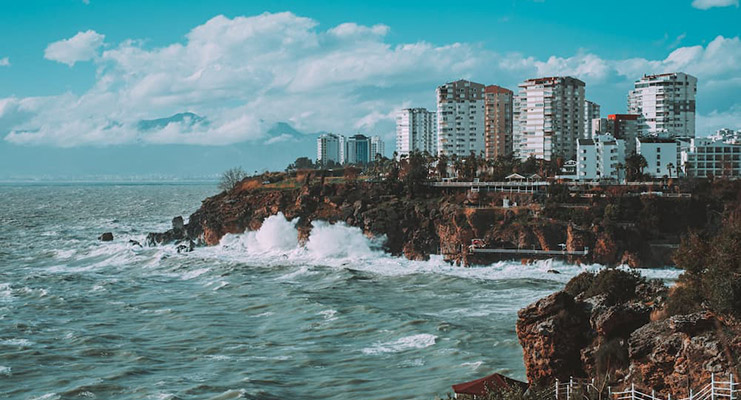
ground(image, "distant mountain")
xmin=137 ymin=112 xmax=206 ymax=131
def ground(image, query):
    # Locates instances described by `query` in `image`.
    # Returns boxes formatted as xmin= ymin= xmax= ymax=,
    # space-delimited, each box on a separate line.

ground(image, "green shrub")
xmin=671 ymin=216 xmax=741 ymax=317
xmin=584 ymin=269 xmax=644 ymax=305
xmin=564 ymin=272 xmax=595 ymax=297
xmin=665 ymin=285 xmax=703 ymax=316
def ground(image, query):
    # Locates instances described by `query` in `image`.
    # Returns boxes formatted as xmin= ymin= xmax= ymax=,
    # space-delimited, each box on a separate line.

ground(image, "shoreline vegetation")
xmin=144 ymin=155 xmax=740 ymax=398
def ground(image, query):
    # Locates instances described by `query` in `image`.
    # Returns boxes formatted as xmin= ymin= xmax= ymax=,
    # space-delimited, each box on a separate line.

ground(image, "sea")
xmin=0 ymin=183 xmax=681 ymax=400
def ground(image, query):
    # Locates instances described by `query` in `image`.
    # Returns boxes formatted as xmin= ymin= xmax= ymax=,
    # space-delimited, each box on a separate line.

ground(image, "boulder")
xmin=99 ymin=232 xmax=114 ymax=241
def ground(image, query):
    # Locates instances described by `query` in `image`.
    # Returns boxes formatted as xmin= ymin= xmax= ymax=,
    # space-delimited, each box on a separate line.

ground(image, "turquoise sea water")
xmin=0 ymin=184 xmax=680 ymax=400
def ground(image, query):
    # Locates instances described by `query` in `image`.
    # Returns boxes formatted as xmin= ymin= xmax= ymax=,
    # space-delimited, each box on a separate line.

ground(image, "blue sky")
xmin=0 ymin=0 xmax=740 ymax=179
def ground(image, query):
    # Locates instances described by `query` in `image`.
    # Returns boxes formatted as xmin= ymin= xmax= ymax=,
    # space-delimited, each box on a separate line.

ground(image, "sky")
xmin=0 ymin=0 xmax=740 ymax=180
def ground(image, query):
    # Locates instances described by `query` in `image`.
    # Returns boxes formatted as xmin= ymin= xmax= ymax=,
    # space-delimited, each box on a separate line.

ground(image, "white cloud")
xmin=697 ymin=105 xmax=741 ymax=134
xmin=0 ymin=57 xmax=9 ymax=67
xmin=44 ymin=30 xmax=105 ymax=66
xmin=691 ymin=0 xmax=739 ymax=9
xmin=2 ymin=12 xmax=740 ymax=148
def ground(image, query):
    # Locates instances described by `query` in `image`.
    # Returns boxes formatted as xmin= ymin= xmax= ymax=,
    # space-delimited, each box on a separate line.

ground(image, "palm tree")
xmin=615 ymin=162 xmax=625 ymax=183
xmin=666 ymin=162 xmax=675 ymax=179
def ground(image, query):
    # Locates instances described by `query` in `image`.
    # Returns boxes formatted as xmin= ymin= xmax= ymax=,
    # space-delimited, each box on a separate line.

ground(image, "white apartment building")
xmin=396 ymin=108 xmax=437 ymax=157
xmin=681 ymin=137 xmax=741 ymax=178
xmin=484 ymin=85 xmax=514 ymax=160
xmin=628 ymin=72 xmax=697 ymax=139
xmin=437 ymin=79 xmax=486 ymax=158
xmin=576 ymin=134 xmax=625 ymax=181
xmin=317 ymin=133 xmax=344 ymax=165
xmin=584 ymin=100 xmax=601 ymax=139
xmin=636 ymin=138 xmax=678 ymax=178
xmin=514 ymin=76 xmax=585 ymax=161
xmin=370 ymin=136 xmax=385 ymax=161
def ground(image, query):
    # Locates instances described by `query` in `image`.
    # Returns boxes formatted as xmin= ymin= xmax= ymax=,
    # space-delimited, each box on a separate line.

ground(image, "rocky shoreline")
xmin=146 ymin=174 xmax=732 ymax=267
xmin=516 ymin=269 xmax=741 ymax=396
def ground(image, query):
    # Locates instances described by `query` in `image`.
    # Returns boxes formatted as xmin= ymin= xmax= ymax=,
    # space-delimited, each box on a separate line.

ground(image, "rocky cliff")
xmin=146 ymin=176 xmax=720 ymax=266
xmin=516 ymin=270 xmax=741 ymax=395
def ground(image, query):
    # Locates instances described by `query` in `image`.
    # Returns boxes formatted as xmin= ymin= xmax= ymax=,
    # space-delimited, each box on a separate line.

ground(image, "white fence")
xmin=547 ymin=374 xmax=738 ymax=400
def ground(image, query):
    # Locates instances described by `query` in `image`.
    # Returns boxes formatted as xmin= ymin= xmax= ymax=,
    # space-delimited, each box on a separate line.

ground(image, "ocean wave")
xmin=197 ymin=213 xmax=682 ymax=284
xmin=362 ymin=333 xmax=437 ymax=355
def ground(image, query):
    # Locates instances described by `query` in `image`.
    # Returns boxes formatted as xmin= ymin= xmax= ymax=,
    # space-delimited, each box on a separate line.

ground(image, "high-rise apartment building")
xmin=436 ymin=79 xmax=486 ymax=158
xmin=584 ymin=100 xmax=601 ymax=139
xmin=369 ymin=136 xmax=385 ymax=161
xmin=345 ymin=134 xmax=370 ymax=165
xmin=514 ymin=76 xmax=585 ymax=161
xmin=628 ymin=72 xmax=697 ymax=139
xmin=484 ymin=85 xmax=514 ymax=160
xmin=396 ymin=108 xmax=437 ymax=157
xmin=317 ymin=133 xmax=344 ymax=165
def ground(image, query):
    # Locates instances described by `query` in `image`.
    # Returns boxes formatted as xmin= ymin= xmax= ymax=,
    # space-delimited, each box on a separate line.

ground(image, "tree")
xmin=625 ymin=153 xmax=648 ymax=182
xmin=218 ymin=167 xmax=248 ymax=191
xmin=437 ymin=153 xmax=448 ymax=179
xmin=615 ymin=162 xmax=625 ymax=183
xmin=402 ymin=150 xmax=428 ymax=196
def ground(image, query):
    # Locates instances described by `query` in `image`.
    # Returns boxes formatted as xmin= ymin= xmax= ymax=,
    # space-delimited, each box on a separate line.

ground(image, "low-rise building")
xmin=636 ymin=138 xmax=678 ymax=178
xmin=681 ymin=137 xmax=741 ymax=178
xmin=576 ymin=134 xmax=625 ymax=181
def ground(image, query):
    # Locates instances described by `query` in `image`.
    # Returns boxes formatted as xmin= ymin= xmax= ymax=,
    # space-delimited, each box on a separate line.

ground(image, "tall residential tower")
xmin=436 ymin=79 xmax=486 ymax=158
xmin=396 ymin=108 xmax=437 ymax=157
xmin=484 ymin=85 xmax=514 ymax=160
xmin=514 ymin=76 xmax=585 ymax=160
xmin=628 ymin=72 xmax=697 ymax=139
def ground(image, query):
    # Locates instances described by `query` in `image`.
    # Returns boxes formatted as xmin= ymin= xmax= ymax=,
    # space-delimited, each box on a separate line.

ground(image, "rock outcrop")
xmin=516 ymin=273 xmax=741 ymax=395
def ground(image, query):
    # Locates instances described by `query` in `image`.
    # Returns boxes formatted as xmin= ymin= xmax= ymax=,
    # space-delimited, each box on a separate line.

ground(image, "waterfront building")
xmin=396 ymin=108 xmax=437 ymax=157
xmin=317 ymin=133 xmax=344 ymax=165
xmin=628 ymin=72 xmax=697 ymax=139
xmin=484 ymin=85 xmax=514 ymax=160
xmin=369 ymin=136 xmax=385 ymax=161
xmin=636 ymin=137 xmax=678 ymax=178
xmin=576 ymin=134 xmax=625 ymax=181
xmin=584 ymin=100 xmax=601 ymax=139
xmin=681 ymin=137 xmax=741 ymax=178
xmin=514 ymin=76 xmax=585 ymax=161
xmin=345 ymin=134 xmax=370 ymax=165
xmin=436 ymin=79 xmax=486 ymax=158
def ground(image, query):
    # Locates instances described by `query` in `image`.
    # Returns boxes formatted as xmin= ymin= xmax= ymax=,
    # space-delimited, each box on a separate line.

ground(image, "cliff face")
xmin=146 ymin=178 xmax=714 ymax=266
xmin=516 ymin=282 xmax=741 ymax=394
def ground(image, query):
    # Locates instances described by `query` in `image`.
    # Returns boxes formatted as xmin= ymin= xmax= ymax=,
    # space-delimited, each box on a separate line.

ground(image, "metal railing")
xmin=545 ymin=374 xmax=738 ymax=400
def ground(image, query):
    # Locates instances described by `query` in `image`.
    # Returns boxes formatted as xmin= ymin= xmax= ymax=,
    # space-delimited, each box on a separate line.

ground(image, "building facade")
xmin=681 ymin=137 xmax=741 ymax=178
xmin=608 ymin=114 xmax=640 ymax=155
xmin=345 ymin=134 xmax=370 ymax=165
xmin=636 ymin=138 xmax=678 ymax=178
xmin=484 ymin=85 xmax=514 ymax=160
xmin=584 ymin=100 xmax=601 ymax=139
xmin=317 ymin=133 xmax=344 ymax=165
xmin=576 ymin=134 xmax=625 ymax=181
xmin=628 ymin=72 xmax=697 ymax=139
xmin=369 ymin=136 xmax=385 ymax=161
xmin=396 ymin=108 xmax=437 ymax=157
xmin=436 ymin=79 xmax=486 ymax=158
xmin=514 ymin=76 xmax=585 ymax=161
